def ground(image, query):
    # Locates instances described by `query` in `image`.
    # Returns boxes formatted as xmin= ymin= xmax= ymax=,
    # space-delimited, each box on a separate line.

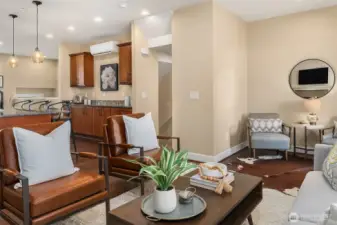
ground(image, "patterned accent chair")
xmin=247 ymin=113 xmax=292 ymax=160
xmin=321 ymin=126 xmax=337 ymax=146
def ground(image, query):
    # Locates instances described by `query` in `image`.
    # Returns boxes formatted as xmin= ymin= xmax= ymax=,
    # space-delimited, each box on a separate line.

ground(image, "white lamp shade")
xmin=304 ymin=98 xmax=321 ymax=113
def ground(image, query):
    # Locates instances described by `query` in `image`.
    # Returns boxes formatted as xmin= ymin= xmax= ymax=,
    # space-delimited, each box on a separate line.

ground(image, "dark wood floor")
xmin=0 ymin=138 xmax=312 ymax=224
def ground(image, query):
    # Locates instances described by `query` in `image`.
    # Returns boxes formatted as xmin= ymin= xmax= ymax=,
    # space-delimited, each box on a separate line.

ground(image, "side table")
xmin=292 ymin=123 xmax=324 ymax=159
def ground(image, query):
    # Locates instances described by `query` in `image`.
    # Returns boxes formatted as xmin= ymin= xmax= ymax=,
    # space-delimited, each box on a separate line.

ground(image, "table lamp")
xmin=304 ymin=98 xmax=321 ymax=125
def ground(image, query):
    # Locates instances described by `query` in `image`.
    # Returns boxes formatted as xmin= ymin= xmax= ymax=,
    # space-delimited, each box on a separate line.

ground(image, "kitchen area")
xmin=6 ymin=38 xmax=133 ymax=138
xmin=62 ymin=40 xmax=133 ymax=138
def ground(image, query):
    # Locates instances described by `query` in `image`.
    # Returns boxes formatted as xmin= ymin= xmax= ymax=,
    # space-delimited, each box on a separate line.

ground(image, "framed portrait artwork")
xmin=100 ymin=64 xmax=118 ymax=91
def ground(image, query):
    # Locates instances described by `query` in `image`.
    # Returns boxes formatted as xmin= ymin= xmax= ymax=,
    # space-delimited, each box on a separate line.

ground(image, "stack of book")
xmin=190 ymin=172 xmax=235 ymax=191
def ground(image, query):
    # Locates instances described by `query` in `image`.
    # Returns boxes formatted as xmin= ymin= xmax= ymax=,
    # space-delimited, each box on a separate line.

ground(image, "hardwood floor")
xmin=0 ymin=138 xmax=312 ymax=224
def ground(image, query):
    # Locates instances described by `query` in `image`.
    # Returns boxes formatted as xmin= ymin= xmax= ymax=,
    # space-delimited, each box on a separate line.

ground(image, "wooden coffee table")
xmin=108 ymin=172 xmax=263 ymax=225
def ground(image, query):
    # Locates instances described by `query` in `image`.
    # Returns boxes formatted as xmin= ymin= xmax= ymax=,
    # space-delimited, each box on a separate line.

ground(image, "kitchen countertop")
xmin=71 ymin=104 xmax=132 ymax=109
xmin=0 ymin=108 xmax=60 ymax=118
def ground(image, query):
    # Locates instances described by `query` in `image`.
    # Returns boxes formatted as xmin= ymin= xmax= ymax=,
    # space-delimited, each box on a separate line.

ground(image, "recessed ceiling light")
xmin=119 ymin=2 xmax=127 ymax=8
xmin=20 ymin=8 xmax=25 ymax=12
xmin=94 ymin=17 xmax=103 ymax=23
xmin=46 ymin=34 xmax=54 ymax=39
xmin=141 ymin=9 xmax=150 ymax=16
xmin=67 ymin=26 xmax=75 ymax=31
xmin=0 ymin=42 xmax=3 ymax=46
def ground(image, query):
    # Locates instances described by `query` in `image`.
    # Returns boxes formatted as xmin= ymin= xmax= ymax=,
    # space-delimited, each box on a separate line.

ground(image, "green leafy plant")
xmin=128 ymin=147 xmax=197 ymax=191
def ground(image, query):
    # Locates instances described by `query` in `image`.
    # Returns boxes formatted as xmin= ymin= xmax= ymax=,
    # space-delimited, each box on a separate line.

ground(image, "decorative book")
xmin=190 ymin=172 xmax=235 ymax=191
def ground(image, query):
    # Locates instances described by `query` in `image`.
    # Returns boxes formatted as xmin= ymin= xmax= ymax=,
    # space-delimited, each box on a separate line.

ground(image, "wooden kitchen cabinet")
xmin=71 ymin=106 xmax=94 ymax=136
xmin=72 ymin=106 xmax=132 ymax=138
xmin=69 ymin=52 xmax=94 ymax=87
xmin=118 ymin=42 xmax=132 ymax=85
xmin=93 ymin=107 xmax=111 ymax=137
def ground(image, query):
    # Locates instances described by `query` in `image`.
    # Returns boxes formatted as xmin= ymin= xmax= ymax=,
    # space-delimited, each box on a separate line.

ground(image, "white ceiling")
xmin=1 ymin=0 xmax=337 ymax=60
xmin=217 ymin=0 xmax=337 ymax=22
xmin=0 ymin=0 xmax=206 ymax=59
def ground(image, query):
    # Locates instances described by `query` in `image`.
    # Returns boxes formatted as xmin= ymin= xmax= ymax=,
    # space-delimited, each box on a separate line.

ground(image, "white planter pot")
xmin=153 ymin=187 xmax=177 ymax=214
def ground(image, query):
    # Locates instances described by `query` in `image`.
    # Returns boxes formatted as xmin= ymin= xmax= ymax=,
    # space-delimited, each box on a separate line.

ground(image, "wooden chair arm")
xmin=157 ymin=136 xmax=180 ymax=152
xmin=71 ymin=152 xmax=106 ymax=160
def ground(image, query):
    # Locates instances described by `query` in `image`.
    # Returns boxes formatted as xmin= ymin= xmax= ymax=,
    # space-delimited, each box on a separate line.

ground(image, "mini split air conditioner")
xmin=90 ymin=41 xmax=119 ymax=56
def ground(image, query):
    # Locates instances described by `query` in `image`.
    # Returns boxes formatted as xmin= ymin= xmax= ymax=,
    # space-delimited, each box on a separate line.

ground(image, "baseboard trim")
xmin=188 ymin=141 xmax=248 ymax=163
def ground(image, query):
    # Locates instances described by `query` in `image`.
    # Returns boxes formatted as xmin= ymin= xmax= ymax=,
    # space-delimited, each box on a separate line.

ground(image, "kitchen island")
xmin=0 ymin=109 xmax=57 ymax=130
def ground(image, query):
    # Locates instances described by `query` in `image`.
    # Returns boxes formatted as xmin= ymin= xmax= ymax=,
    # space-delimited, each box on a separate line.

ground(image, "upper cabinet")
xmin=118 ymin=42 xmax=132 ymax=85
xmin=69 ymin=52 xmax=94 ymax=87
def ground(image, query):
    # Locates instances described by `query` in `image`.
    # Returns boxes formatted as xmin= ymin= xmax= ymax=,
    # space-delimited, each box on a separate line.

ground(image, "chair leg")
xmin=285 ymin=151 xmax=288 ymax=161
xmin=253 ymin=149 xmax=256 ymax=158
xmin=105 ymin=198 xmax=110 ymax=224
xmin=140 ymin=178 xmax=145 ymax=196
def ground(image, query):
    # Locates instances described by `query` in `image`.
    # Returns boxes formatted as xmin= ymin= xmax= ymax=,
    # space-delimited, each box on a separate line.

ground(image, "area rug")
xmin=228 ymin=157 xmax=312 ymax=191
xmin=53 ymin=186 xmax=295 ymax=225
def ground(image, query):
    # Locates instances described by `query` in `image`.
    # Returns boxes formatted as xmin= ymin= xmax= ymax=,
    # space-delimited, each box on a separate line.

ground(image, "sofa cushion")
xmin=251 ymin=133 xmax=290 ymax=150
xmin=288 ymin=171 xmax=337 ymax=225
xmin=123 ymin=113 xmax=159 ymax=155
xmin=109 ymin=148 xmax=162 ymax=171
xmin=13 ymin=121 xmax=78 ymax=188
xmin=322 ymin=133 xmax=337 ymax=145
xmin=323 ymin=145 xmax=337 ymax=190
xmin=3 ymin=170 xmax=106 ymax=218
xmin=249 ymin=118 xmax=282 ymax=133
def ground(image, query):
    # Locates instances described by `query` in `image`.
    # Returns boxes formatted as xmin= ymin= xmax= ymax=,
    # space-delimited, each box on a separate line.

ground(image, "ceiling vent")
xmin=90 ymin=41 xmax=119 ymax=56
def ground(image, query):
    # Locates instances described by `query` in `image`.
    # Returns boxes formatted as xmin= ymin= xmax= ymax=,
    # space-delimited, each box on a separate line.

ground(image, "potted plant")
xmin=128 ymin=147 xmax=196 ymax=214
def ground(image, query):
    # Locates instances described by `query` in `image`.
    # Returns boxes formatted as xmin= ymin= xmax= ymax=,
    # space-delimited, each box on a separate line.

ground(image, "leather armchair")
xmin=248 ymin=113 xmax=291 ymax=160
xmin=101 ymin=113 xmax=180 ymax=195
xmin=0 ymin=121 xmax=110 ymax=225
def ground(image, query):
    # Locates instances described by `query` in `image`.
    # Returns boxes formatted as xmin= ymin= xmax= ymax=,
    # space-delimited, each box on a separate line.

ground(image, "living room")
xmin=0 ymin=0 xmax=337 ymax=224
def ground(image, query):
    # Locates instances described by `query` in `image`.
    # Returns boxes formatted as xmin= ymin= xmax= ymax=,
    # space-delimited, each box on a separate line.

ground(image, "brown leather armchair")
xmin=101 ymin=113 xmax=180 ymax=195
xmin=0 ymin=121 xmax=110 ymax=225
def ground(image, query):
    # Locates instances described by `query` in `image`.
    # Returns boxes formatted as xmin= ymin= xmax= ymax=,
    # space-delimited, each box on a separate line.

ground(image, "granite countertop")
xmin=0 ymin=108 xmax=60 ymax=118
xmin=71 ymin=103 xmax=132 ymax=109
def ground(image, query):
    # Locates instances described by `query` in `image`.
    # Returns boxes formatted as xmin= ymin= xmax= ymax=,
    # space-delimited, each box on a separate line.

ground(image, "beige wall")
xmin=58 ymin=34 xmax=132 ymax=101
xmin=247 ymin=6 xmax=337 ymax=146
xmin=172 ymin=1 xmax=248 ymax=156
xmin=0 ymin=54 xmax=57 ymax=110
xmin=213 ymin=1 xmax=248 ymax=154
xmin=172 ymin=2 xmax=215 ymax=155
xmin=159 ymin=62 xmax=172 ymax=137
xmin=132 ymin=23 xmax=159 ymax=130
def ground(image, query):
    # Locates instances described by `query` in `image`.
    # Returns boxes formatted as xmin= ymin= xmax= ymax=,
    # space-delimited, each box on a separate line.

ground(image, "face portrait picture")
xmin=100 ymin=64 xmax=119 ymax=91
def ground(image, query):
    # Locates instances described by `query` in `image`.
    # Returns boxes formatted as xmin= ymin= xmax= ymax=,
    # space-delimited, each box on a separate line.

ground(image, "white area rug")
xmin=53 ymin=187 xmax=295 ymax=225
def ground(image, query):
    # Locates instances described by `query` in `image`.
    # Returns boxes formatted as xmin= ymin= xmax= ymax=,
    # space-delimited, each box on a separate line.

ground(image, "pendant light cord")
xmin=12 ymin=17 xmax=14 ymax=55
xmin=36 ymin=4 xmax=39 ymax=49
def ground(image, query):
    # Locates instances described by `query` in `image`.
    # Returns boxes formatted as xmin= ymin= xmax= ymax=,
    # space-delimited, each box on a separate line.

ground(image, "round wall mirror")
xmin=289 ymin=59 xmax=335 ymax=99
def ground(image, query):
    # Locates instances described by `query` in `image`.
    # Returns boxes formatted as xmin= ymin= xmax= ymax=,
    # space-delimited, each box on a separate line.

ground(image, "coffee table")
xmin=108 ymin=172 xmax=263 ymax=225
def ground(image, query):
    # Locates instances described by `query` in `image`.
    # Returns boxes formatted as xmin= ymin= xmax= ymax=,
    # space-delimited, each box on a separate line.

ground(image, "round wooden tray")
xmin=141 ymin=192 xmax=207 ymax=221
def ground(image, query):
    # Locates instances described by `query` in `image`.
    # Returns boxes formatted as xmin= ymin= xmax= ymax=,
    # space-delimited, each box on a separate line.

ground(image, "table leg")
xmin=247 ymin=215 xmax=253 ymax=225
xmin=293 ymin=127 xmax=296 ymax=157
xmin=305 ymin=127 xmax=307 ymax=159
xmin=319 ymin=129 xmax=322 ymax=143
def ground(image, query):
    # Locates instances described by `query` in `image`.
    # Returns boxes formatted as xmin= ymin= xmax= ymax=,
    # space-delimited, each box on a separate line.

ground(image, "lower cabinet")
xmin=72 ymin=106 xmax=132 ymax=138
xmin=93 ymin=107 xmax=111 ymax=137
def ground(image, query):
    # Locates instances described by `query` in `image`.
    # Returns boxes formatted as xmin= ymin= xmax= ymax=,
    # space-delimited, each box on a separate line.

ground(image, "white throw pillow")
xmin=123 ymin=113 xmax=159 ymax=155
xmin=13 ymin=121 xmax=79 ymax=188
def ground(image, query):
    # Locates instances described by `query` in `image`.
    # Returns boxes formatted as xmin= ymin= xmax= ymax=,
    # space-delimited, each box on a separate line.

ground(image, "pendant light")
xmin=32 ymin=1 xmax=44 ymax=63
xmin=8 ymin=14 xmax=18 ymax=68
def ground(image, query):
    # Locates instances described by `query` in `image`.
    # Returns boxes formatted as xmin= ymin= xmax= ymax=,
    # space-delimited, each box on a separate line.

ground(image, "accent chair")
xmin=101 ymin=113 xmax=180 ymax=195
xmin=247 ymin=113 xmax=291 ymax=160
xmin=0 ymin=121 xmax=110 ymax=225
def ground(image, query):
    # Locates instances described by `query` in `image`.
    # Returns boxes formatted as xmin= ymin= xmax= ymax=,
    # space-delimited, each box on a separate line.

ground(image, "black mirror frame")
xmin=289 ymin=58 xmax=336 ymax=99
